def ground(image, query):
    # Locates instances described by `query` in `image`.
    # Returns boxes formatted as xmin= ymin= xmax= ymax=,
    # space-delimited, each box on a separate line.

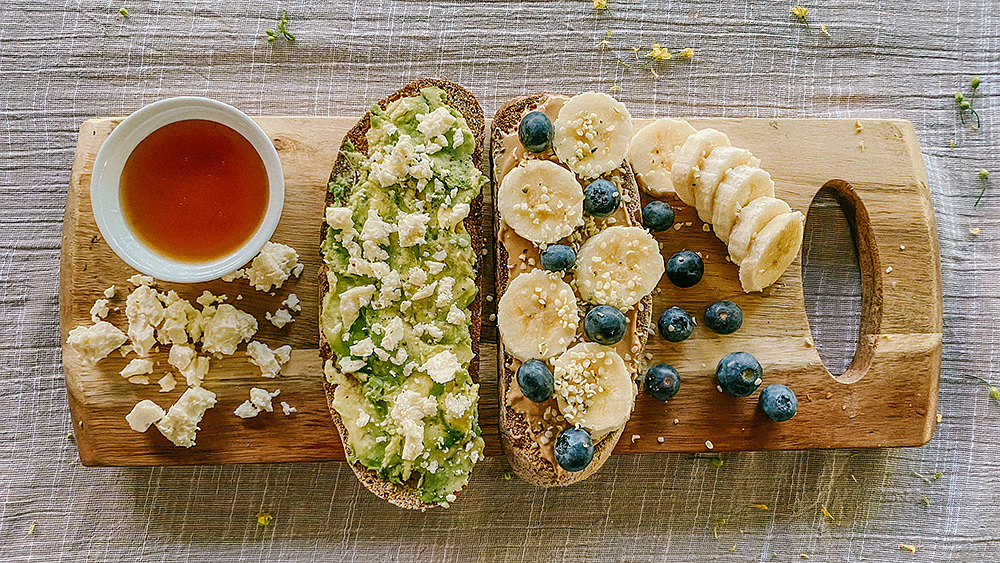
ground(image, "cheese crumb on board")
xmin=282 ymin=293 xmax=301 ymax=313
xmin=128 ymin=376 xmax=150 ymax=385
xmin=119 ymin=358 xmax=153 ymax=379
xmin=195 ymin=290 xmax=225 ymax=308
xmin=220 ymin=269 xmax=245 ymax=282
xmin=126 ymin=400 xmax=165 ymax=432
xmin=246 ymin=341 xmax=292 ymax=378
xmin=200 ymin=304 xmax=258 ymax=356
xmin=66 ymin=321 xmax=127 ymax=365
xmin=168 ymin=344 xmax=211 ymax=387
xmin=155 ymin=387 xmax=217 ymax=447
xmin=265 ymin=308 xmax=294 ymax=329
xmin=246 ymin=242 xmax=299 ymax=291
xmin=90 ymin=299 xmax=110 ymax=322
xmin=127 ymin=274 xmax=155 ymax=287
xmin=280 ymin=401 xmax=296 ymax=415
xmin=158 ymin=373 xmax=177 ymax=393
xmin=103 ymin=285 xmax=116 ymax=298
xmin=234 ymin=387 xmax=281 ymax=419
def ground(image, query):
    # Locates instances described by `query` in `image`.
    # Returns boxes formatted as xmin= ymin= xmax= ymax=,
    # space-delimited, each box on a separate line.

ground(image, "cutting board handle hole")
xmin=802 ymin=180 xmax=882 ymax=384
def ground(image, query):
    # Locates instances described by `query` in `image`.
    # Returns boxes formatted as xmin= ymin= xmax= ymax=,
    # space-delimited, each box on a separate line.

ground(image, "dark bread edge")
xmin=319 ymin=78 xmax=486 ymax=511
xmin=490 ymin=93 xmax=653 ymax=487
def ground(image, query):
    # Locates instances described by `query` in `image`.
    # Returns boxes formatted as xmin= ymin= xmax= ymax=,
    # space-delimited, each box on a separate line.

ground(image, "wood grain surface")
xmin=61 ymin=116 xmax=940 ymax=466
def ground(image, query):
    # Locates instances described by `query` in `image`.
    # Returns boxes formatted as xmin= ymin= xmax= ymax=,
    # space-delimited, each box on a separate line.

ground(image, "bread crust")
xmin=491 ymin=93 xmax=653 ymax=487
xmin=319 ymin=79 xmax=485 ymax=511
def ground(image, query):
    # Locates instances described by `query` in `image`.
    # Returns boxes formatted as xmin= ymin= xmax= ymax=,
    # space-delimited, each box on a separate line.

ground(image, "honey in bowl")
xmin=119 ymin=119 xmax=268 ymax=263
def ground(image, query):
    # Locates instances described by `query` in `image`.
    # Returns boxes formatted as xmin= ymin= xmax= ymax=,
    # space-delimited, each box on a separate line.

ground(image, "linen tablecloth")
xmin=2 ymin=1 xmax=998 ymax=561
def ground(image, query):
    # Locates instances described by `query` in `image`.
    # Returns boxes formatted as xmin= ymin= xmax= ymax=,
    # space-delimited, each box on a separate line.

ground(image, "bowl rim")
xmin=90 ymin=96 xmax=283 ymax=283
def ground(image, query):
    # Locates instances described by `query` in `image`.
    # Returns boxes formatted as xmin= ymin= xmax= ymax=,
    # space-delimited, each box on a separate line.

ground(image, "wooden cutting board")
xmin=61 ymin=116 xmax=940 ymax=466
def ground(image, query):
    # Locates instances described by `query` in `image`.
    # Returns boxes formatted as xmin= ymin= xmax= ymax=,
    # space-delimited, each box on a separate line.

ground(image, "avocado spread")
xmin=321 ymin=87 xmax=486 ymax=505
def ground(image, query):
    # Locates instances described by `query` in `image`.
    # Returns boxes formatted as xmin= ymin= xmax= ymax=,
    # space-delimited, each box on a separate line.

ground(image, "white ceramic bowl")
xmin=90 ymin=97 xmax=284 ymax=283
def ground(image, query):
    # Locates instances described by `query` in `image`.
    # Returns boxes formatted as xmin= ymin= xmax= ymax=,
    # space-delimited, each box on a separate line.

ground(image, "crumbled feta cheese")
xmin=246 ymin=341 xmax=292 ymax=378
xmin=397 ymin=211 xmax=430 ymax=247
xmin=196 ymin=290 xmax=224 ymax=308
xmin=443 ymin=392 xmax=473 ymax=418
xmin=435 ymin=276 xmax=455 ymax=308
xmin=158 ymin=373 xmax=177 ymax=393
xmin=127 ymin=274 xmax=155 ymax=287
xmin=167 ymin=344 xmax=210 ymax=387
xmin=359 ymin=208 xmax=395 ymax=245
xmin=338 ymin=357 xmax=366 ymax=373
xmin=390 ymin=389 xmax=438 ymax=461
xmin=119 ymin=358 xmax=153 ymax=379
xmin=126 ymin=400 xmax=165 ymax=432
xmin=426 ymin=261 xmax=445 ymax=275
xmin=349 ymin=337 xmax=376 ymax=359
xmin=280 ymin=401 xmax=296 ymax=415
xmin=250 ymin=387 xmax=280 ymax=412
xmin=128 ymin=376 xmax=150 ymax=385
xmin=103 ymin=285 xmax=116 ymax=298
xmin=325 ymin=206 xmax=355 ymax=231
xmin=200 ymin=304 xmax=258 ymax=356
xmin=246 ymin=242 xmax=299 ymax=291
xmin=421 ymin=350 xmax=461 ymax=384
xmin=220 ymin=269 xmax=245 ymax=282
xmin=416 ymin=107 xmax=457 ymax=144
xmin=66 ymin=321 xmax=127 ymax=365
xmin=155 ymin=387 xmax=217 ymax=447
xmin=438 ymin=203 xmax=471 ymax=230
xmin=265 ymin=308 xmax=294 ymax=329
xmin=380 ymin=317 xmax=405 ymax=351
xmin=282 ymin=293 xmax=301 ymax=313
xmin=234 ymin=401 xmax=259 ymax=419
xmin=446 ymin=304 xmax=466 ymax=325
xmin=339 ymin=285 xmax=376 ymax=330
xmin=158 ymin=298 xmax=198 ymax=345
xmin=125 ymin=285 xmax=165 ymax=356
xmin=414 ymin=322 xmax=444 ymax=342
xmin=411 ymin=280 xmax=437 ymax=301
xmin=90 ymin=299 xmax=110 ymax=322
xmin=407 ymin=267 xmax=428 ymax=287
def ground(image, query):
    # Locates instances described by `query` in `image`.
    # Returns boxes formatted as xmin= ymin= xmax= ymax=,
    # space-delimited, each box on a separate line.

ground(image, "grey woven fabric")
xmin=2 ymin=1 xmax=998 ymax=561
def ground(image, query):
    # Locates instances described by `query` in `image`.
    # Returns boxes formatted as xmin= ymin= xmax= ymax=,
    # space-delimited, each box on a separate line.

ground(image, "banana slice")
xmin=627 ymin=119 xmax=697 ymax=197
xmin=553 ymin=92 xmax=633 ymax=179
xmin=670 ymin=128 xmax=731 ymax=206
xmin=711 ymin=165 xmax=776 ymax=244
xmin=497 ymin=159 xmax=585 ymax=244
xmin=497 ymin=269 xmax=579 ymax=361
xmin=738 ymin=211 xmax=805 ymax=292
xmin=552 ymin=342 xmax=636 ymax=441
xmin=693 ymin=147 xmax=760 ymax=223
xmin=727 ymin=196 xmax=792 ymax=264
xmin=574 ymin=226 xmax=665 ymax=309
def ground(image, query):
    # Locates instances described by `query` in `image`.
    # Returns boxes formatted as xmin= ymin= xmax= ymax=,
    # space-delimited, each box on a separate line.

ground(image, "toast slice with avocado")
xmin=319 ymin=79 xmax=486 ymax=510
xmin=491 ymin=92 xmax=662 ymax=486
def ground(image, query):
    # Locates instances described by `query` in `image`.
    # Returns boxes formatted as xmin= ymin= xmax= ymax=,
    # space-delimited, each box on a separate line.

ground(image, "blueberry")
xmin=516 ymin=359 xmax=555 ymax=403
xmin=518 ymin=111 xmax=554 ymax=153
xmin=642 ymin=201 xmax=675 ymax=232
xmin=584 ymin=305 xmax=627 ymax=345
xmin=658 ymin=307 xmax=695 ymax=342
xmin=759 ymin=384 xmax=797 ymax=422
xmin=666 ymin=250 xmax=704 ymax=288
xmin=583 ymin=179 xmax=621 ymax=218
xmin=553 ymin=426 xmax=594 ymax=472
xmin=644 ymin=364 xmax=681 ymax=401
xmin=540 ymin=244 xmax=576 ymax=272
xmin=704 ymin=300 xmax=743 ymax=335
xmin=715 ymin=352 xmax=763 ymax=397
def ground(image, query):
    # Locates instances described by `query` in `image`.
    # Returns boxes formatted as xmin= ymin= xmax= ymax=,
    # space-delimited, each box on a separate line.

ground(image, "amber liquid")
xmin=120 ymin=119 xmax=269 ymax=262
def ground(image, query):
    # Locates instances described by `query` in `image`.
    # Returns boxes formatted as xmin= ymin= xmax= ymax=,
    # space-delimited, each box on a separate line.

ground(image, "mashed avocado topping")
xmin=321 ymin=86 xmax=486 ymax=505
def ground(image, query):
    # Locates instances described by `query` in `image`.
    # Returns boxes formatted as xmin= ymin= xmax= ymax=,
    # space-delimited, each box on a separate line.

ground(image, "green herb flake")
xmin=119 ymin=8 xmax=128 ymax=17
xmin=710 ymin=457 xmax=723 ymax=467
